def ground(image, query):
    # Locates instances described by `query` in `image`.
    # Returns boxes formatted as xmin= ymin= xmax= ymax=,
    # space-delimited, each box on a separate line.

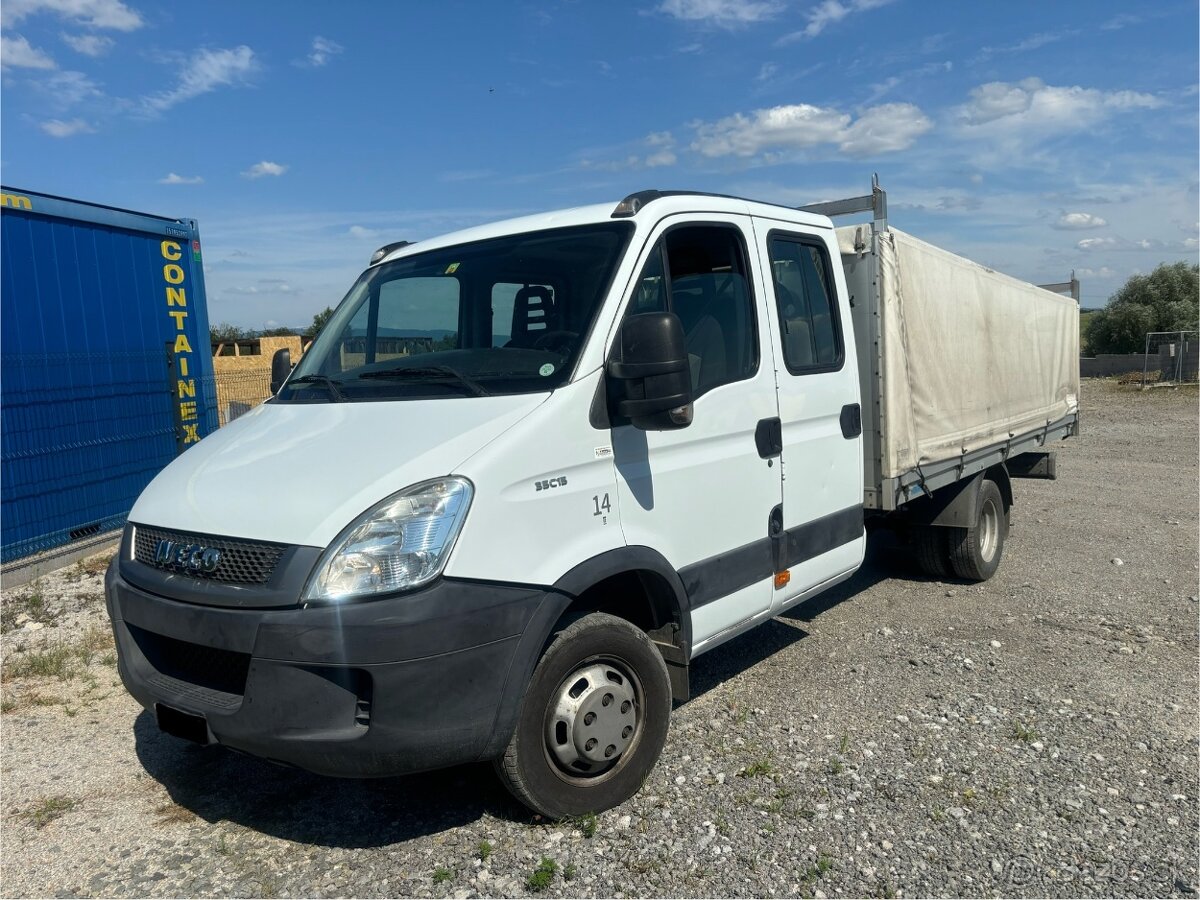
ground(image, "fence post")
xmin=1141 ymin=333 xmax=1151 ymax=390
xmin=165 ymin=342 xmax=184 ymax=456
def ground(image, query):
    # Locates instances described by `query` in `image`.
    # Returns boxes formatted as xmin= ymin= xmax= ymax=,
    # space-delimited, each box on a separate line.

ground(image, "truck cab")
xmin=106 ymin=187 xmax=1073 ymax=817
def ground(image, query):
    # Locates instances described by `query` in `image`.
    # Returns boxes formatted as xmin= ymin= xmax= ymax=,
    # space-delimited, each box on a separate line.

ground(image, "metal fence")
xmin=0 ymin=353 xmax=278 ymax=564
xmin=1 ymin=351 xmax=212 ymax=562
xmin=1140 ymin=331 xmax=1199 ymax=389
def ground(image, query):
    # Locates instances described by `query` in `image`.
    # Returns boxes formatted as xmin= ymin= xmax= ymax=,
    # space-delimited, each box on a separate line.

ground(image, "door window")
xmin=627 ymin=225 xmax=758 ymax=398
xmin=767 ymin=236 xmax=843 ymax=373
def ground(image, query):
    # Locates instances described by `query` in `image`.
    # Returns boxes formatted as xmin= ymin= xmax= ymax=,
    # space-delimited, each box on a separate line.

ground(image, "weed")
xmin=100 ymin=651 xmax=117 ymax=667
xmin=0 ymin=583 xmax=59 ymax=633
xmin=432 ymin=867 xmax=452 ymax=884
xmin=526 ymin=857 xmax=558 ymax=892
xmin=838 ymin=734 xmax=850 ymax=754
xmin=829 ymin=757 xmax=845 ymax=775
xmin=0 ymin=698 xmax=15 ymax=713
xmin=3 ymin=643 xmax=76 ymax=681
xmin=155 ymin=802 xmax=196 ymax=825
xmin=79 ymin=553 xmax=114 ymax=577
xmin=19 ymin=795 xmax=78 ymax=828
xmin=797 ymin=807 xmax=816 ymax=821
xmin=800 ymin=854 xmax=834 ymax=883
xmin=1012 ymin=721 xmax=1038 ymax=743
xmin=874 ymin=877 xmax=898 ymax=899
xmin=572 ymin=811 xmax=598 ymax=838
xmin=929 ymin=808 xmax=946 ymax=823
xmin=216 ymin=834 xmax=230 ymax=856
xmin=715 ymin=816 xmax=731 ymax=836
xmin=563 ymin=863 xmax=578 ymax=882
xmin=961 ymin=787 xmax=978 ymax=805
xmin=739 ymin=759 xmax=773 ymax=778
xmin=476 ymin=840 xmax=493 ymax=862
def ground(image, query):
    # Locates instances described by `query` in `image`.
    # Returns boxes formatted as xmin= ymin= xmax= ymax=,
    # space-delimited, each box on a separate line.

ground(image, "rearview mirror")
xmin=607 ymin=312 xmax=693 ymax=430
xmin=270 ymin=348 xmax=292 ymax=395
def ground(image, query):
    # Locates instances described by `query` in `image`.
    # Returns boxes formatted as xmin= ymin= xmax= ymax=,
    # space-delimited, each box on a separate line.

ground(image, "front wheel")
xmin=494 ymin=612 xmax=672 ymax=819
xmin=947 ymin=478 xmax=1008 ymax=581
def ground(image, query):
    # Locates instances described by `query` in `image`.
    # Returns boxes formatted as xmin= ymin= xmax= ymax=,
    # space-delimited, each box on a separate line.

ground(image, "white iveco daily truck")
xmin=106 ymin=180 xmax=1079 ymax=817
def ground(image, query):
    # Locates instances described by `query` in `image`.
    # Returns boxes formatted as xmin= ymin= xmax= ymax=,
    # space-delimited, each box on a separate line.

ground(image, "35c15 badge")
xmin=534 ymin=476 xmax=568 ymax=492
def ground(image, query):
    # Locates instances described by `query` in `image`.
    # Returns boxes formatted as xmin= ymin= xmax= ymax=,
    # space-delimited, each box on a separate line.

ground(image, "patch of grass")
xmin=3 ymin=643 xmax=76 ymax=681
xmin=838 ymin=734 xmax=850 ymax=754
xmin=100 ymin=651 xmax=117 ymax=667
xmin=563 ymin=863 xmax=577 ymax=882
xmin=476 ymin=840 xmax=493 ymax=862
xmin=432 ymin=867 xmax=452 ymax=884
xmin=1012 ymin=721 xmax=1038 ymax=743
xmin=738 ymin=759 xmax=773 ymax=778
xmin=29 ymin=692 xmax=65 ymax=707
xmin=2 ymin=626 xmax=115 ymax=683
xmin=961 ymin=787 xmax=978 ymax=806
xmin=572 ymin=811 xmax=598 ymax=838
xmin=0 ymin=582 xmax=59 ymax=633
xmin=715 ymin=816 xmax=731 ymax=836
xmin=800 ymin=854 xmax=834 ymax=884
xmin=829 ymin=757 xmax=845 ymax=775
xmin=19 ymin=794 xmax=78 ymax=828
xmin=526 ymin=857 xmax=558 ymax=892
xmin=79 ymin=553 xmax=114 ymax=577
xmin=0 ymin=697 xmax=16 ymax=713
xmin=155 ymin=802 xmax=196 ymax=825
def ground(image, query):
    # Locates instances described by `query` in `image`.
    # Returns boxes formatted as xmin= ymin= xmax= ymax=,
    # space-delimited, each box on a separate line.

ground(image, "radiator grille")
xmin=133 ymin=525 xmax=285 ymax=585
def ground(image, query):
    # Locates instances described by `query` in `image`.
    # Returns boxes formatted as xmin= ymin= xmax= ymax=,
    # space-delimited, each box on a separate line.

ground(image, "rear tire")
xmin=947 ymin=479 xmax=1007 ymax=581
xmin=493 ymin=612 xmax=671 ymax=819
xmin=913 ymin=526 xmax=951 ymax=578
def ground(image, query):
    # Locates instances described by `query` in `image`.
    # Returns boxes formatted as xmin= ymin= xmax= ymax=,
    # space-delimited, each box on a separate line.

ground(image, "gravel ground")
xmin=2 ymin=379 xmax=1197 ymax=899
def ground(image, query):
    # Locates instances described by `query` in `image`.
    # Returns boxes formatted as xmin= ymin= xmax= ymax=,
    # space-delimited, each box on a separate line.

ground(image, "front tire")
xmin=947 ymin=478 xmax=1007 ymax=581
xmin=494 ymin=612 xmax=672 ymax=819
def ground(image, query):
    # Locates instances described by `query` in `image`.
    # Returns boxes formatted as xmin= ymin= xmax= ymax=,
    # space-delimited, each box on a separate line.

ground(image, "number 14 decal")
xmin=592 ymin=493 xmax=611 ymax=523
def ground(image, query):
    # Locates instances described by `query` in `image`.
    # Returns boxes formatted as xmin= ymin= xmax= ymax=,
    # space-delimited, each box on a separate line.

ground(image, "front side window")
xmin=626 ymin=224 xmax=758 ymax=398
xmin=281 ymin=223 xmax=632 ymax=402
xmin=768 ymin=234 xmax=844 ymax=373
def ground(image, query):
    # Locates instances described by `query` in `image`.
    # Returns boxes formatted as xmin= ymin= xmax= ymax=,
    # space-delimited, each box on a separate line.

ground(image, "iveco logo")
xmin=154 ymin=540 xmax=222 ymax=574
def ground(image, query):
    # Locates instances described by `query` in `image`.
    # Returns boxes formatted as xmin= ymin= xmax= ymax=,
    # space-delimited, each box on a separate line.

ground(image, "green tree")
xmin=305 ymin=306 xmax=335 ymax=338
xmin=258 ymin=326 xmax=296 ymax=337
xmin=209 ymin=322 xmax=249 ymax=344
xmin=1085 ymin=262 xmax=1199 ymax=354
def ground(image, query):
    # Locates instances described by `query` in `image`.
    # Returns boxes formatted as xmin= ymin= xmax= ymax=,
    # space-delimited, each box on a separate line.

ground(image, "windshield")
xmin=280 ymin=222 xmax=633 ymax=402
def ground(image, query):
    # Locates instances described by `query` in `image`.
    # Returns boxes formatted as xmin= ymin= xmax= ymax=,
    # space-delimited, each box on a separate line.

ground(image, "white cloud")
xmin=36 ymin=69 xmax=100 ymax=106
xmin=1077 ymin=237 xmax=1118 ymax=251
xmin=1 ymin=34 xmax=56 ymax=69
xmin=347 ymin=225 xmax=378 ymax=239
xmin=780 ymin=0 xmax=895 ymax=42
xmin=300 ymin=35 xmax=342 ymax=67
xmin=1053 ymin=212 xmax=1107 ymax=230
xmin=61 ymin=32 xmax=112 ymax=56
xmin=242 ymin=160 xmax=287 ymax=179
xmin=657 ymin=0 xmax=783 ymax=27
xmin=141 ymin=45 xmax=257 ymax=115
xmin=691 ymin=100 xmax=929 ymax=159
xmin=1076 ymin=266 xmax=1115 ymax=278
xmin=2 ymin=0 xmax=142 ymax=30
xmin=956 ymin=78 xmax=1164 ymax=136
xmin=39 ymin=117 xmax=93 ymax=136
xmin=159 ymin=172 xmax=203 ymax=185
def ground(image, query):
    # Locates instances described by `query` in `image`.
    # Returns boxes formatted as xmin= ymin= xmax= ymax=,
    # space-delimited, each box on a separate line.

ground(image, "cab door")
xmin=752 ymin=220 xmax=865 ymax=612
xmin=609 ymin=216 xmax=783 ymax=655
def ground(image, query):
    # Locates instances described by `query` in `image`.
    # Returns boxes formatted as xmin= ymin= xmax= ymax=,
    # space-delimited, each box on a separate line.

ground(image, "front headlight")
xmin=304 ymin=477 xmax=473 ymax=602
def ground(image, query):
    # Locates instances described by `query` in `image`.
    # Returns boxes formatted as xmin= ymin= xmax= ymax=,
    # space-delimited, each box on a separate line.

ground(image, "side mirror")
xmin=270 ymin=348 xmax=292 ymax=395
xmin=608 ymin=312 xmax=694 ymax=430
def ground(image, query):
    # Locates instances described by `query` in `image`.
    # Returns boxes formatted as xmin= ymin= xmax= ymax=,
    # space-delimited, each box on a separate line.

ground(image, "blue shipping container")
xmin=1 ymin=186 xmax=218 ymax=562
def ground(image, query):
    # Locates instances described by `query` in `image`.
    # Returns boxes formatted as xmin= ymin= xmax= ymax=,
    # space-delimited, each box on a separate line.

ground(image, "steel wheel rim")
xmin=980 ymin=497 xmax=1000 ymax=562
xmin=544 ymin=655 xmax=644 ymax=784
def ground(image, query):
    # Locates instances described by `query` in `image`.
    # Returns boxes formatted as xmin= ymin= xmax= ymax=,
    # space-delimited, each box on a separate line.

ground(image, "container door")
xmin=752 ymin=220 xmax=865 ymax=612
xmin=609 ymin=216 xmax=782 ymax=655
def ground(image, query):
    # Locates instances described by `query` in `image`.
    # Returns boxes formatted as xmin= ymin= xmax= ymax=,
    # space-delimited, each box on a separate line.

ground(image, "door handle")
xmin=840 ymin=404 xmax=862 ymax=439
xmin=755 ymin=417 xmax=782 ymax=458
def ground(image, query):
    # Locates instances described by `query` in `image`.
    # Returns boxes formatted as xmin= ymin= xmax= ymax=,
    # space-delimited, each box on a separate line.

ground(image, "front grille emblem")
xmin=154 ymin=539 xmax=222 ymax=574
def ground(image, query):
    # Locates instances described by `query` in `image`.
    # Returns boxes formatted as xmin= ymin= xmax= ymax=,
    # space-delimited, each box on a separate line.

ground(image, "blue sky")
xmin=1 ymin=0 xmax=1196 ymax=327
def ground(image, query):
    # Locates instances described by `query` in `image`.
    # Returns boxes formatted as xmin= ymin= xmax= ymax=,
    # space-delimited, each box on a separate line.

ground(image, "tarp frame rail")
xmin=798 ymin=173 xmax=889 ymax=234
xmin=876 ymin=412 xmax=1079 ymax=511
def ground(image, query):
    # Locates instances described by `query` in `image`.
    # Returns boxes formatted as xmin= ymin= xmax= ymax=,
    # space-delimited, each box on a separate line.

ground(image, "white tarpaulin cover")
xmin=838 ymin=226 xmax=1080 ymax=479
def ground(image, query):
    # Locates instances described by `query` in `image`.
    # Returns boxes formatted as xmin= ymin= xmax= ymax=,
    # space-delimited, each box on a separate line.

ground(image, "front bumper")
xmin=105 ymin=563 xmax=551 ymax=777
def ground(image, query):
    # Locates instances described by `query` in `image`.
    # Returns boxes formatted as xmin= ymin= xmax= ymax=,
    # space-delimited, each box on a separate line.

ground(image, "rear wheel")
xmin=947 ymin=479 xmax=1007 ymax=581
xmin=913 ymin=525 xmax=951 ymax=578
xmin=494 ymin=612 xmax=671 ymax=819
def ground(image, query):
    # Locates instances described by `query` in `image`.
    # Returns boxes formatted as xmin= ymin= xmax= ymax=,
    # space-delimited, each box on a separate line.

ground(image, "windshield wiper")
xmin=288 ymin=374 xmax=349 ymax=402
xmin=358 ymin=365 xmax=490 ymax=397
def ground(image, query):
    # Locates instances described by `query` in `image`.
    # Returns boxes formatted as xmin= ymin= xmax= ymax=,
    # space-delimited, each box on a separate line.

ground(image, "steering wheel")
xmin=531 ymin=330 xmax=579 ymax=354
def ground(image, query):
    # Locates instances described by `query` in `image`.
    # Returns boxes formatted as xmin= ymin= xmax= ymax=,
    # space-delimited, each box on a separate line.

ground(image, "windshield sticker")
xmin=539 ymin=363 xmax=555 ymax=377
xmin=444 ymin=262 xmax=461 ymax=274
